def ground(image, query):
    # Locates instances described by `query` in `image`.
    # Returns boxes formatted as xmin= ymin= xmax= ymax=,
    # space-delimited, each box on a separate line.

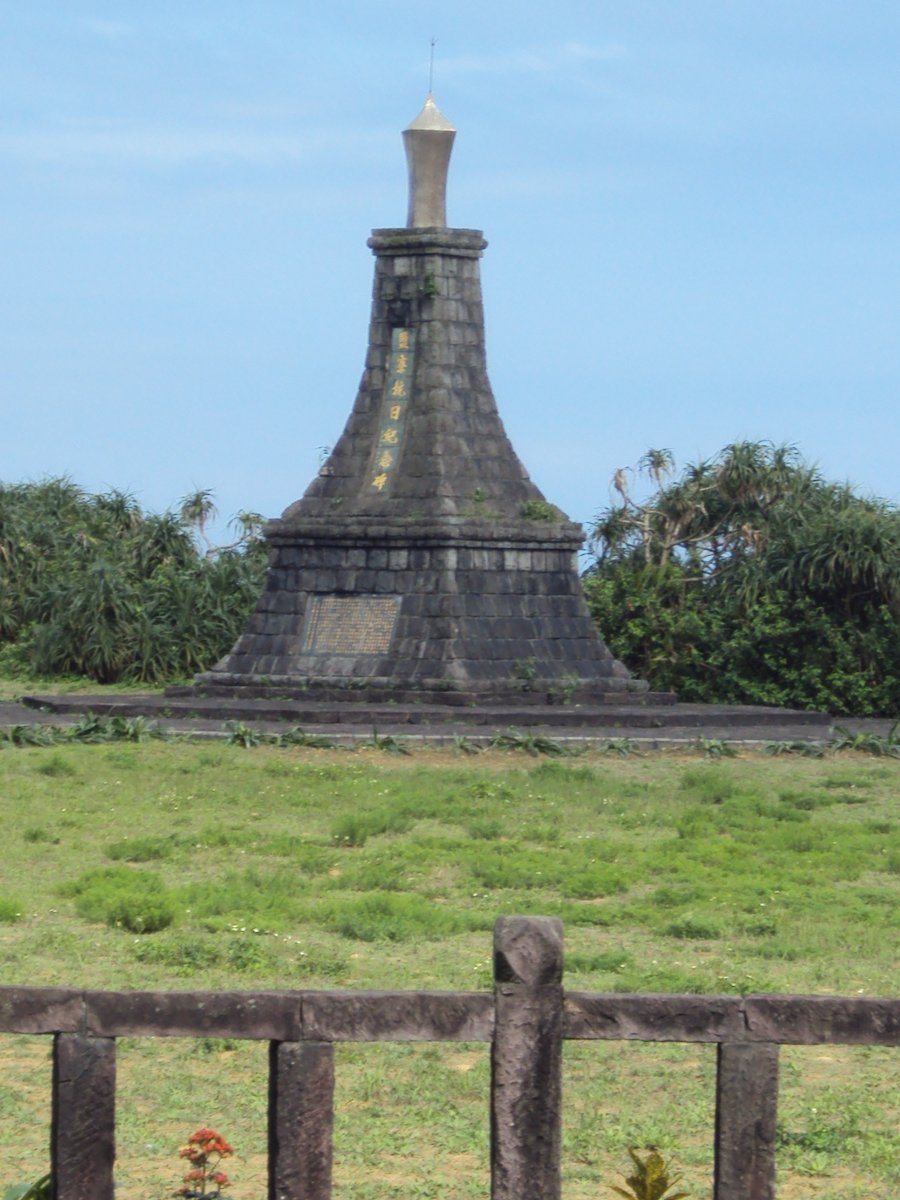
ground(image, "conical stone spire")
xmin=193 ymin=98 xmax=645 ymax=701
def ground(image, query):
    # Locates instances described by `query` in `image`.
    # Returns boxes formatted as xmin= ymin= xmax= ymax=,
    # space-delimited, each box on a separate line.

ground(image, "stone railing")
xmin=0 ymin=917 xmax=897 ymax=1199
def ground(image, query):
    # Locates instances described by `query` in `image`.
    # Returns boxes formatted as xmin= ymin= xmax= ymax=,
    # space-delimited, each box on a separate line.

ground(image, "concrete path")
xmin=0 ymin=693 xmax=894 ymax=749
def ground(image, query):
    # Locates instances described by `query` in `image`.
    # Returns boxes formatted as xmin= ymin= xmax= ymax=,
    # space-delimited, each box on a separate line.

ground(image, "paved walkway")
xmin=0 ymin=693 xmax=894 ymax=749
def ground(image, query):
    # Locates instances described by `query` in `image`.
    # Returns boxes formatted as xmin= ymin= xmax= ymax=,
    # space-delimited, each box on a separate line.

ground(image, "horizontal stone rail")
xmin=0 ymin=917 xmax=896 ymax=1200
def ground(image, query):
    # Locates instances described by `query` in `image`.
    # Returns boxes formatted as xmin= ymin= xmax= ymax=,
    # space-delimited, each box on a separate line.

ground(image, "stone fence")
xmin=0 ymin=917 xmax=897 ymax=1199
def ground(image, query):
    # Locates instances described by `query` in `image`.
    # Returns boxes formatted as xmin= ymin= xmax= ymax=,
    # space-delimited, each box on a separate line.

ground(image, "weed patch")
xmin=663 ymin=914 xmax=723 ymax=940
xmin=62 ymin=866 xmax=177 ymax=933
xmin=331 ymin=808 xmax=413 ymax=846
xmin=33 ymin=753 xmax=76 ymax=777
xmin=318 ymin=893 xmax=491 ymax=942
xmin=0 ymin=897 xmax=23 ymax=923
xmin=106 ymin=835 xmax=179 ymax=862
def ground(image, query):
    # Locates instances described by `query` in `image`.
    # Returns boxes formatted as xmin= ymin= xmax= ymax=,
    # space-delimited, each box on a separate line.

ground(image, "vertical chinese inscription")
xmin=370 ymin=328 xmax=414 ymax=493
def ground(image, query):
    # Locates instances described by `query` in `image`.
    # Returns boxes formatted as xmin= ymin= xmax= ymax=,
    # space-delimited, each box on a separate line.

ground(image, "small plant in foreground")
xmin=489 ymin=729 xmax=568 ymax=757
xmin=691 ymin=737 xmax=737 ymax=758
xmin=224 ymin=720 xmax=262 ymax=748
xmin=360 ymin=729 xmax=411 ymax=755
xmin=453 ymin=734 xmax=482 ymax=755
xmin=763 ymin=739 xmax=827 ymax=757
xmin=175 ymin=1127 xmax=234 ymax=1197
xmin=610 ymin=1148 xmax=688 ymax=1200
xmin=1 ymin=724 xmax=60 ymax=747
xmin=276 ymin=726 xmax=335 ymax=748
xmin=596 ymin=737 xmax=639 ymax=757
xmin=3 ymin=1175 xmax=51 ymax=1200
xmin=829 ymin=722 xmax=900 ymax=758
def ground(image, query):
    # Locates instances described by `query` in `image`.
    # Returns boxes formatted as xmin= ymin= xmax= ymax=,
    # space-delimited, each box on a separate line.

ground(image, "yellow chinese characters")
xmin=389 ymin=404 xmax=402 ymax=421
xmin=391 ymin=379 xmax=406 ymax=398
xmin=393 ymin=353 xmax=408 ymax=375
xmin=380 ymin=427 xmax=399 ymax=445
xmin=396 ymin=330 xmax=410 ymax=350
xmin=378 ymin=449 xmax=395 ymax=469
xmin=371 ymin=473 xmax=389 ymax=491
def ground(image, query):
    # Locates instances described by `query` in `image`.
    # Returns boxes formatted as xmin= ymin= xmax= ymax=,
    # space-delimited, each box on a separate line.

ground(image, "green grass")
xmin=0 ymin=744 xmax=897 ymax=1198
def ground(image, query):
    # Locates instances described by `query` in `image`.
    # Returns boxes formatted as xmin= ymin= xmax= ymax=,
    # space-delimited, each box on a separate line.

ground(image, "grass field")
xmin=0 ymin=740 xmax=897 ymax=1198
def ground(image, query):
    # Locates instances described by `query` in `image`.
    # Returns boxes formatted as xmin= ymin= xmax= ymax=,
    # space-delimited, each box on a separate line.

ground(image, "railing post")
xmin=714 ymin=1042 xmax=779 ymax=1200
xmin=491 ymin=916 xmax=564 ymax=1200
xmin=269 ymin=1041 xmax=335 ymax=1200
xmin=52 ymin=1032 xmax=116 ymax=1200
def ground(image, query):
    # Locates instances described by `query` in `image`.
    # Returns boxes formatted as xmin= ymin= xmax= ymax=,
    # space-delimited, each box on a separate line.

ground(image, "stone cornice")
xmin=265 ymin=515 xmax=585 ymax=550
xmin=368 ymin=228 xmax=487 ymax=257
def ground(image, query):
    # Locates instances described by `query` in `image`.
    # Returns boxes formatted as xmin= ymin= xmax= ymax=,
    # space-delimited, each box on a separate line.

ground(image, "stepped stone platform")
xmin=13 ymin=692 xmax=846 ymax=747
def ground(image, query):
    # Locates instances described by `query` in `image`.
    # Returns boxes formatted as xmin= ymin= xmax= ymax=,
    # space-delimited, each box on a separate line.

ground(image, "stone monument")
xmin=193 ymin=96 xmax=648 ymax=703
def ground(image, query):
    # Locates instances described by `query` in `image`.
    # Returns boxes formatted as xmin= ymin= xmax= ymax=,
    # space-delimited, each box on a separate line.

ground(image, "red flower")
xmin=174 ymin=1126 xmax=234 ymax=1195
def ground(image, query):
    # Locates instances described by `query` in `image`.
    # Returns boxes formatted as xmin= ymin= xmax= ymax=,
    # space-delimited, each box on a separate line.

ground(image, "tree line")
xmin=2 ymin=445 xmax=898 ymax=715
xmin=583 ymin=442 xmax=900 ymax=716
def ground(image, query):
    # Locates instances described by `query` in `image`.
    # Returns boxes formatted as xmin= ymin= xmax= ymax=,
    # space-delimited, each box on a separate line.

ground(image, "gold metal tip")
xmin=404 ymin=94 xmax=456 ymax=134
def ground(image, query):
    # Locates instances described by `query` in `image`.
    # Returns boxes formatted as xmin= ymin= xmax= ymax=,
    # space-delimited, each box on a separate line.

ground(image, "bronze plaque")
xmin=303 ymin=595 xmax=400 ymax=655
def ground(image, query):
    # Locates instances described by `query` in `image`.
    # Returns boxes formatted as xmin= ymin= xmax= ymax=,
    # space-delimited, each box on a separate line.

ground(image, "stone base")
xmin=199 ymin=520 xmax=642 ymax=698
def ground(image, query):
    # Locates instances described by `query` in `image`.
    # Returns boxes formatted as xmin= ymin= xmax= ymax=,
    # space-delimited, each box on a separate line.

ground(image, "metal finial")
xmin=429 ymin=37 xmax=436 ymax=93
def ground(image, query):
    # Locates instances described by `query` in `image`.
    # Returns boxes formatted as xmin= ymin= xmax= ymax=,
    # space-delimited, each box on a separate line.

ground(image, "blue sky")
xmin=3 ymin=2 xmax=898 ymax=544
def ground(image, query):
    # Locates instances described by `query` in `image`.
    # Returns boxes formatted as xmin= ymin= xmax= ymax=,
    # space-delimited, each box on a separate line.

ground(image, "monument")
xmin=192 ymin=96 xmax=650 ymax=704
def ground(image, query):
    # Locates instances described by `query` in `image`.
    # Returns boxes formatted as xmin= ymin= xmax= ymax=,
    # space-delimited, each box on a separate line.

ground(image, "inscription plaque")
xmin=303 ymin=595 xmax=400 ymax=655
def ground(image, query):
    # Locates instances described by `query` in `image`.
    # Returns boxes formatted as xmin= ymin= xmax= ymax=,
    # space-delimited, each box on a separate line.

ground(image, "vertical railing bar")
xmin=490 ymin=916 xmax=564 ymax=1200
xmin=714 ymin=1041 xmax=779 ymax=1200
xmin=52 ymin=1032 xmax=116 ymax=1200
xmin=269 ymin=1040 xmax=335 ymax=1200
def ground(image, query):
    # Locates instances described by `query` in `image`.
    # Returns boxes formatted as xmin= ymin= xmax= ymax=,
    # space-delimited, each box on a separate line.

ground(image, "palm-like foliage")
xmin=589 ymin=441 xmax=899 ymax=608
xmin=585 ymin=444 xmax=900 ymax=716
xmin=0 ymin=480 xmax=266 ymax=683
